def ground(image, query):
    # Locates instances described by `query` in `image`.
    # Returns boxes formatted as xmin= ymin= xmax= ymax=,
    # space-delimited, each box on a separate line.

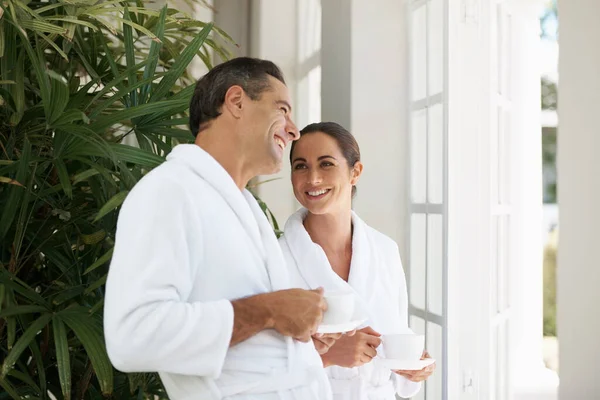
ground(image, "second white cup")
xmin=382 ymin=333 xmax=424 ymax=360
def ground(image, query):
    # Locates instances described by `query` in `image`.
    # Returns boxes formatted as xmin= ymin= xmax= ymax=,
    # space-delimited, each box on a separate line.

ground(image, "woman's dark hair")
xmin=290 ymin=122 xmax=361 ymax=197
xmin=189 ymin=57 xmax=285 ymax=137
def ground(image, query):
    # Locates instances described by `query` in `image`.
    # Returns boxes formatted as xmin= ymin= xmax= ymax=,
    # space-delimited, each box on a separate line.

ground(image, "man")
xmin=104 ymin=58 xmax=339 ymax=399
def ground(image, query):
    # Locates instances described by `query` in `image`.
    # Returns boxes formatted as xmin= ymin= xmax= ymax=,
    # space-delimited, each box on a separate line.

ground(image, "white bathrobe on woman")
xmin=279 ymin=208 xmax=422 ymax=400
xmin=104 ymin=145 xmax=331 ymax=400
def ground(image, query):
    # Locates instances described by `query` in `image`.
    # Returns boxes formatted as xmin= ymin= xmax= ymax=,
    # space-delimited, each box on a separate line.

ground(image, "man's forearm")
xmin=230 ymin=293 xmax=274 ymax=346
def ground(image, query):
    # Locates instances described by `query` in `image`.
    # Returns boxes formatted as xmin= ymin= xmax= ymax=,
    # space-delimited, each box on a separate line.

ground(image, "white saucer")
xmin=375 ymin=357 xmax=436 ymax=371
xmin=317 ymin=294 xmax=368 ymax=334
xmin=316 ymin=318 xmax=367 ymax=334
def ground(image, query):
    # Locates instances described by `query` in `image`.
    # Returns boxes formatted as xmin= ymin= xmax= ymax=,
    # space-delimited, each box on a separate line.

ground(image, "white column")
xmin=509 ymin=1 xmax=558 ymax=399
xmin=446 ymin=0 xmax=486 ymax=396
xmin=321 ymin=0 xmax=411 ymax=251
xmin=447 ymin=0 xmax=555 ymax=398
xmin=557 ymin=0 xmax=600 ymax=398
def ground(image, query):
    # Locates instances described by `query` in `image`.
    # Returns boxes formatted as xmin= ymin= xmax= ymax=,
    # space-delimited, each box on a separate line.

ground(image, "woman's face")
xmin=290 ymin=132 xmax=362 ymax=215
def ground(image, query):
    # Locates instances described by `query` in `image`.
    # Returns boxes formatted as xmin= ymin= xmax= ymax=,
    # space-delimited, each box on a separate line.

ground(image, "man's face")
xmin=241 ymin=76 xmax=299 ymax=175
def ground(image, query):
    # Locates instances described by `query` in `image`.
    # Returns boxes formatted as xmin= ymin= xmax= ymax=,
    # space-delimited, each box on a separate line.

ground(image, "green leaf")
xmin=0 ymin=139 xmax=29 ymax=240
xmin=93 ymin=191 xmax=128 ymax=222
xmin=39 ymin=32 xmax=69 ymax=61
xmin=89 ymin=298 xmax=104 ymax=315
xmin=84 ymin=273 xmax=107 ymax=294
xmin=53 ymin=317 xmax=71 ymax=400
xmin=0 ymin=87 xmax=16 ymax=112
xmin=8 ymin=49 xmax=24 ymax=125
xmin=0 ymin=17 xmax=5 ymax=58
xmin=7 ymin=316 xmax=16 ymax=351
xmin=90 ymin=98 xmax=187 ymax=131
xmin=149 ymin=23 xmax=213 ymax=102
xmin=34 ymin=2 xmax=66 ymax=14
xmin=123 ymin=6 xmax=138 ymax=107
xmin=14 ymin=35 xmax=52 ymax=115
xmin=110 ymin=144 xmax=164 ymax=167
xmin=54 ymin=159 xmax=73 ymax=199
xmin=1 ymin=313 xmax=52 ymax=379
xmin=59 ymin=308 xmax=113 ymax=395
xmin=51 ymin=286 xmax=85 ymax=305
xmin=12 ymin=160 xmax=37 ymax=260
xmin=81 ymin=230 xmax=106 ymax=245
xmin=0 ymin=305 xmax=47 ymax=319
xmin=70 ymin=160 xmax=117 ymax=186
xmin=67 ymin=77 xmax=100 ymax=110
xmin=140 ymin=6 xmax=167 ymax=103
xmin=144 ymin=117 xmax=189 ymax=127
xmin=29 ymin=339 xmax=46 ymax=398
xmin=116 ymin=16 xmax=160 ymax=43
xmin=140 ymin=127 xmax=193 ymax=141
xmin=20 ymin=20 xmax=67 ymax=34
xmin=0 ymin=271 xmax=49 ymax=307
xmin=72 ymin=169 xmax=99 ymax=185
xmin=7 ymin=369 xmax=40 ymax=395
xmin=48 ymin=72 xmax=70 ymax=124
xmin=53 ymin=109 xmax=90 ymax=127
xmin=0 ymin=177 xmax=24 ymax=186
xmin=57 ymin=125 xmax=115 ymax=161
xmin=0 ymin=376 xmax=22 ymax=400
xmin=45 ymin=17 xmax=98 ymax=31
xmin=88 ymin=72 xmax=163 ymax=119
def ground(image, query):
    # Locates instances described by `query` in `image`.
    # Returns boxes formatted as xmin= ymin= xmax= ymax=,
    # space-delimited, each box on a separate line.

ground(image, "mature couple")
xmin=104 ymin=57 xmax=434 ymax=400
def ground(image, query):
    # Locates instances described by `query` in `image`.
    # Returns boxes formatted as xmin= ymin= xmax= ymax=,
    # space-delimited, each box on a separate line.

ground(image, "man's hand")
xmin=394 ymin=350 xmax=436 ymax=382
xmin=321 ymin=326 xmax=382 ymax=368
xmin=266 ymin=287 xmax=327 ymax=342
xmin=230 ymin=288 xmax=326 ymax=346
xmin=312 ymin=332 xmax=343 ymax=354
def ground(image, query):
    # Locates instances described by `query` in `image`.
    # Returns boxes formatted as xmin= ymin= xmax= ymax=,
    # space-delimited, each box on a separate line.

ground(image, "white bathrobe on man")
xmin=104 ymin=144 xmax=331 ymax=400
xmin=279 ymin=208 xmax=422 ymax=400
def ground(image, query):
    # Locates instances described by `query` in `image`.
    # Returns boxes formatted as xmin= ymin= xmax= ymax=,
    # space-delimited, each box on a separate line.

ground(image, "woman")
xmin=279 ymin=122 xmax=435 ymax=400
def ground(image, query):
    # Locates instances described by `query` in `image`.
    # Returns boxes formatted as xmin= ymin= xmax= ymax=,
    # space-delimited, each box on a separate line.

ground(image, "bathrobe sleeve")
xmin=104 ymin=174 xmax=234 ymax=378
xmin=386 ymin=242 xmax=423 ymax=398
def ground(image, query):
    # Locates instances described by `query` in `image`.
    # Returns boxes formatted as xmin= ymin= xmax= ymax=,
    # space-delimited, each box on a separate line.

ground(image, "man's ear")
xmin=223 ymin=85 xmax=244 ymax=119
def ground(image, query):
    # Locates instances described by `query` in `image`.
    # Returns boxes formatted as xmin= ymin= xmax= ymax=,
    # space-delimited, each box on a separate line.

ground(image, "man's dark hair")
xmin=189 ymin=57 xmax=285 ymax=137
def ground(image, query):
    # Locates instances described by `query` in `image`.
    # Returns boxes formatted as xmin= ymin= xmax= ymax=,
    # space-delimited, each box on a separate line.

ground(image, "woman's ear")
xmin=350 ymin=161 xmax=364 ymax=185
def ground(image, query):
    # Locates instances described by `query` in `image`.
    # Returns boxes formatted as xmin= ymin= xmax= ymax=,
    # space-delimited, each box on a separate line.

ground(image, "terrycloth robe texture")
xmin=279 ymin=208 xmax=422 ymax=400
xmin=104 ymin=145 xmax=332 ymax=400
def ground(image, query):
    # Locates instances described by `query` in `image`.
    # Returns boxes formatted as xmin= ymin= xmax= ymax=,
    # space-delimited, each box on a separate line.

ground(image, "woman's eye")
xmin=294 ymin=164 xmax=307 ymax=170
xmin=321 ymin=162 xmax=333 ymax=167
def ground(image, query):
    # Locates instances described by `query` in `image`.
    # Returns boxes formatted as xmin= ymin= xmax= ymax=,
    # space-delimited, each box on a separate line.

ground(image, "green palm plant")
xmin=0 ymin=1 xmax=235 ymax=398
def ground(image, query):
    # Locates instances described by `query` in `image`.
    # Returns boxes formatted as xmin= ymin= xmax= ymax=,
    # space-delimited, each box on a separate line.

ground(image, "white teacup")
xmin=382 ymin=333 xmax=425 ymax=360
xmin=323 ymin=291 xmax=355 ymax=324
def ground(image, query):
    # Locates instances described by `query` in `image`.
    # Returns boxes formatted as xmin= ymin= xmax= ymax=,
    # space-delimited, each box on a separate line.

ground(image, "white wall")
xmin=213 ymin=0 xmax=250 ymax=58
xmin=250 ymin=0 xmax=300 ymax=227
xmin=557 ymin=0 xmax=600 ymax=397
xmin=321 ymin=0 xmax=410 ymax=255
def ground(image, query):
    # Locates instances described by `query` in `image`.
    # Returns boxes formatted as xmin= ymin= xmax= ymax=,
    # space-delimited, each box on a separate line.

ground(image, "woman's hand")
xmin=321 ymin=326 xmax=382 ymax=368
xmin=394 ymin=350 xmax=436 ymax=382
xmin=312 ymin=332 xmax=343 ymax=354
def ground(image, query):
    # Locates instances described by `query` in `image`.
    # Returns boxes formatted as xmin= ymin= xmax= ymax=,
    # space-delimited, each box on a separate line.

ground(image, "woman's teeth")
xmin=308 ymin=189 xmax=329 ymax=196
